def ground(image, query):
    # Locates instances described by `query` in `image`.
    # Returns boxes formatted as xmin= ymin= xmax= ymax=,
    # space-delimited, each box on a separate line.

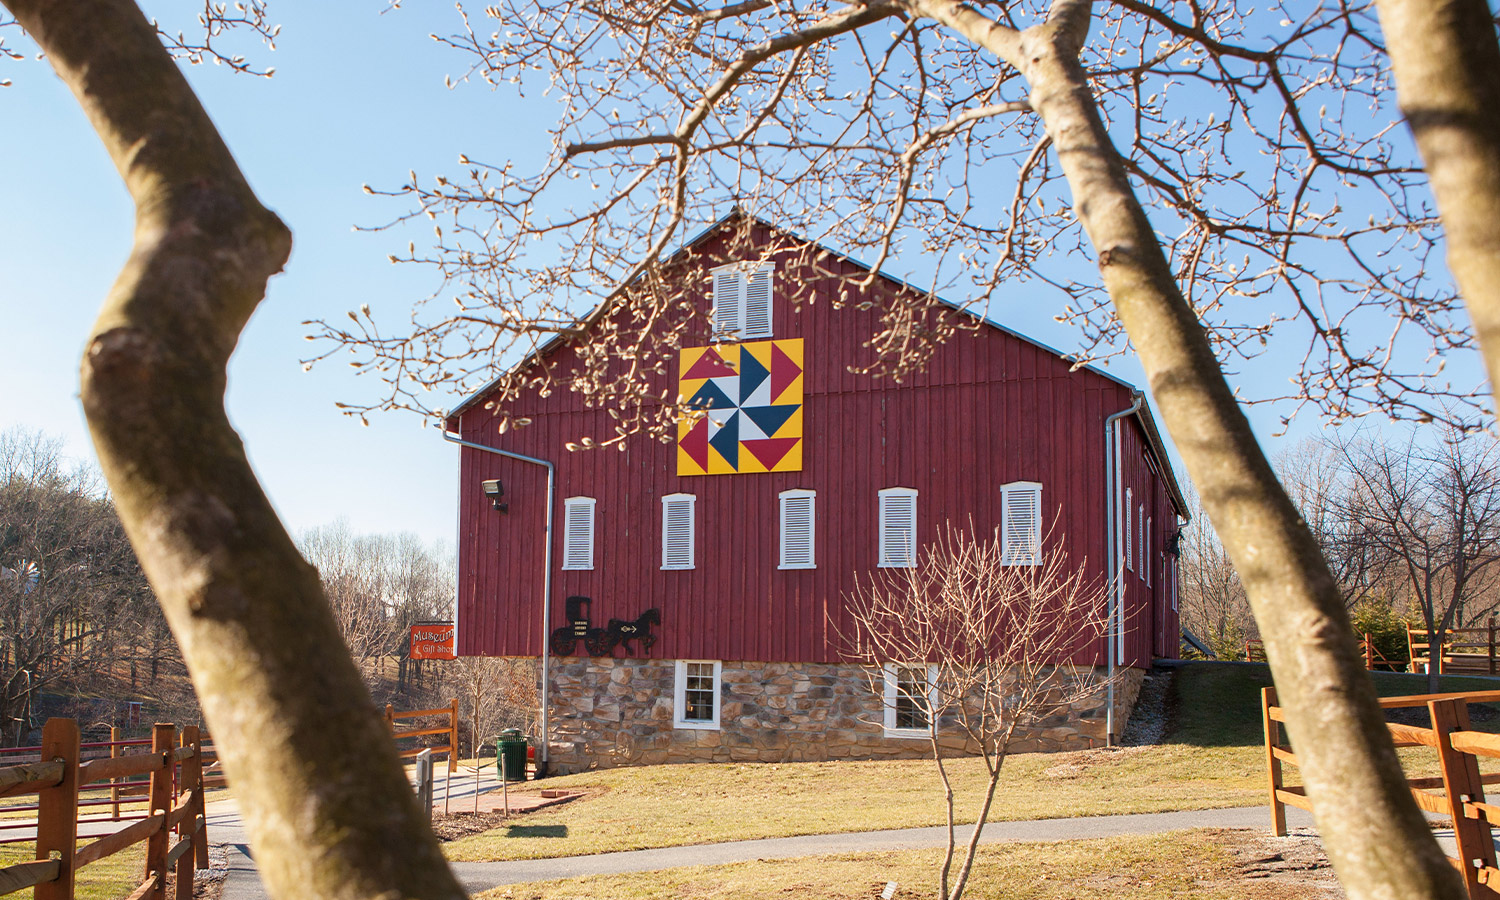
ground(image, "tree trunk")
xmin=1376 ymin=0 xmax=1500 ymax=418
xmin=2 ymin=2 xmax=469 ymax=898
xmin=900 ymin=1 xmax=1464 ymax=897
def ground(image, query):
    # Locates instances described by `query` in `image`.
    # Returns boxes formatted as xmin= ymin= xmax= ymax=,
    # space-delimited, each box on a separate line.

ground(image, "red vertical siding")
xmin=452 ymin=224 xmax=1185 ymax=665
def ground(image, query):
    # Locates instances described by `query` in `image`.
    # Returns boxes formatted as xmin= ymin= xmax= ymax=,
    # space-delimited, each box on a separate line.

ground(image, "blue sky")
xmin=0 ymin=3 xmax=1484 ymax=546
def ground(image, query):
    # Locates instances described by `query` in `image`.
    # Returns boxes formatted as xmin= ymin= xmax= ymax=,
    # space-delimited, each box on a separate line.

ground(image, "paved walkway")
xmin=215 ymin=791 xmax=1321 ymax=899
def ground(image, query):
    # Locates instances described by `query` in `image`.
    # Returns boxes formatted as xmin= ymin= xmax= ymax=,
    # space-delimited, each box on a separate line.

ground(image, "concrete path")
xmin=217 ymin=799 xmax=1320 ymax=899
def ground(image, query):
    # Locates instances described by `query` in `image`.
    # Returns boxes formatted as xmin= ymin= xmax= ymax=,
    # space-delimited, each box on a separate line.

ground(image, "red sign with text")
xmin=409 ymin=623 xmax=456 ymax=660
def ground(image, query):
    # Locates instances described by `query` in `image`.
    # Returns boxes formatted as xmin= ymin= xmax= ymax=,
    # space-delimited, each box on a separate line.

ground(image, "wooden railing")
xmin=1263 ymin=688 xmax=1500 ymax=898
xmin=1409 ymin=620 xmax=1500 ymax=676
xmin=385 ymin=699 xmax=459 ymax=775
xmin=1246 ymin=635 xmax=1400 ymax=670
xmin=0 ymin=718 xmax=208 ymax=900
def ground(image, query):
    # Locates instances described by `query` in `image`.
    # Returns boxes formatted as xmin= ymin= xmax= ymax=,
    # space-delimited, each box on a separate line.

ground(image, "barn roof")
xmin=444 ymin=209 xmax=1190 ymax=518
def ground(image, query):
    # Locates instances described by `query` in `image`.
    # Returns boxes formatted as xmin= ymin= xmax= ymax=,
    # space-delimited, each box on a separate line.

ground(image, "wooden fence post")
xmin=145 ymin=723 xmax=173 ymax=900
xmin=449 ymin=698 xmax=460 ymax=774
xmin=1430 ymin=698 xmax=1499 ymax=899
xmin=1363 ymin=633 xmax=1374 ymax=671
xmin=34 ymin=718 xmax=79 ymax=900
xmin=176 ymin=726 xmax=203 ymax=900
xmin=385 ymin=703 xmax=395 ymax=733
xmin=1490 ymin=616 xmax=1497 ymax=675
xmin=1261 ymin=687 xmax=1286 ymax=837
xmin=111 ymin=725 xmax=122 ymax=821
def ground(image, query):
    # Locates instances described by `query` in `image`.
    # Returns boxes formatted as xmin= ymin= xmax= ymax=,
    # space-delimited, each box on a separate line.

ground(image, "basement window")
xmin=883 ymin=664 xmax=936 ymax=738
xmin=674 ymin=660 xmax=722 ymax=730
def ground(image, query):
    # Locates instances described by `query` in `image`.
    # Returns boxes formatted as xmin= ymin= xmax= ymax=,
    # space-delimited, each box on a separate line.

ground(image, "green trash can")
xmin=496 ymin=729 xmax=527 ymax=782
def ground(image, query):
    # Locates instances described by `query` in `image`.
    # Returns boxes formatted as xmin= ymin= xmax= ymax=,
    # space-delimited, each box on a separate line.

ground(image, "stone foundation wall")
xmin=542 ymin=658 xmax=1146 ymax=775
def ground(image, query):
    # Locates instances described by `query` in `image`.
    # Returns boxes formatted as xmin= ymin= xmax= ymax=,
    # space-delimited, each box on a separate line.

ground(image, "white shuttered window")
xmin=562 ymin=496 xmax=596 ymax=570
xmin=779 ymin=489 xmax=816 ymax=569
xmin=1001 ymin=482 xmax=1042 ymax=566
xmin=661 ymin=493 xmax=696 ymax=570
xmin=878 ymin=487 xmax=918 ymax=568
xmin=711 ymin=263 xmax=774 ymax=340
xmin=1124 ymin=487 xmax=1133 ymax=572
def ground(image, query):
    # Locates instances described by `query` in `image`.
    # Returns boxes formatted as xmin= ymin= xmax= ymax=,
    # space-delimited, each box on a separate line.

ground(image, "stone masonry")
xmin=542 ymin=658 xmax=1146 ymax=775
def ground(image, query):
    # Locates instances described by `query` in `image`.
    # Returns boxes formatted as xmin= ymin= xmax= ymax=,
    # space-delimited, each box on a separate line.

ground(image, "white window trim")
xmin=779 ymin=489 xmax=816 ymax=570
xmin=561 ymin=496 xmax=596 ymax=570
xmin=661 ymin=493 xmax=696 ymax=570
xmin=711 ymin=262 xmax=774 ymax=341
xmin=883 ymin=663 xmax=938 ymax=739
xmin=878 ymin=487 xmax=918 ymax=568
xmin=1000 ymin=481 xmax=1042 ymax=567
xmin=674 ymin=659 xmax=722 ymax=730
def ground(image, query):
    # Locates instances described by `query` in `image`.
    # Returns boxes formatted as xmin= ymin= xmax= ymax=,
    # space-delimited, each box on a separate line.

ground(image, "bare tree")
xmin=303 ymin=3 xmax=1468 ymax=896
xmin=1334 ymin=428 xmax=1500 ymax=691
xmin=0 ymin=3 xmax=467 ymax=899
xmin=0 ymin=428 xmax=157 ymax=744
xmin=844 ymin=524 xmax=1107 ymax=900
xmin=452 ymin=656 xmax=537 ymax=759
xmin=1176 ymin=490 xmax=1252 ymax=660
xmin=299 ymin=522 xmax=456 ymax=696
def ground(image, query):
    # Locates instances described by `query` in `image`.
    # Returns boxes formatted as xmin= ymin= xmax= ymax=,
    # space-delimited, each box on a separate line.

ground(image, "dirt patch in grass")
xmin=1038 ymin=746 xmax=1154 ymax=780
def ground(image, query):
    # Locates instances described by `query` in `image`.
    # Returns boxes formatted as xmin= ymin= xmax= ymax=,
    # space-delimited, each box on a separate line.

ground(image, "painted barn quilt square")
xmin=677 ymin=339 xmax=804 ymax=475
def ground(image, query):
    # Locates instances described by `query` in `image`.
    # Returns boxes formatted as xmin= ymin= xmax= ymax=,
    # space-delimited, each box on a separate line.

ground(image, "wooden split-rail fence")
xmin=385 ymin=698 xmax=459 ymax=774
xmin=1408 ymin=621 xmax=1500 ymax=676
xmin=1245 ymin=635 xmax=1403 ymax=671
xmin=1264 ymin=687 xmax=1500 ymax=899
xmin=0 ymin=718 xmax=209 ymax=900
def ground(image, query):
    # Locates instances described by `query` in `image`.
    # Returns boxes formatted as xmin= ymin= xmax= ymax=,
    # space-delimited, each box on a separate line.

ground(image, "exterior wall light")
xmin=481 ymin=479 xmax=508 ymax=513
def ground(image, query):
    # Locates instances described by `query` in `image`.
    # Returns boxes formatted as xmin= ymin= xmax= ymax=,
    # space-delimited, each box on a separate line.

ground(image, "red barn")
xmin=444 ymin=213 xmax=1188 ymax=774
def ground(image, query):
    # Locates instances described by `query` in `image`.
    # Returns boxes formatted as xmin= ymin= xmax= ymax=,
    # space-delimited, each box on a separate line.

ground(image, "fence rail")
xmin=1264 ymin=688 xmax=1500 ymax=899
xmin=0 ymin=718 xmax=208 ymax=900
xmin=385 ymin=699 xmax=459 ymax=774
xmin=1409 ymin=620 xmax=1500 ymax=675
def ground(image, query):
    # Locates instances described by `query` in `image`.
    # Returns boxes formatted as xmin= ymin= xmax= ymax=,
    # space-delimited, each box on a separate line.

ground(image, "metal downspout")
xmin=444 ymin=429 xmax=556 ymax=776
xmin=1104 ymin=393 xmax=1142 ymax=747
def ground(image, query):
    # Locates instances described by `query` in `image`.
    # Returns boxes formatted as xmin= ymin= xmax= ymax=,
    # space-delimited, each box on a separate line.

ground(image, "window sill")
xmin=661 ymin=565 xmax=695 ymax=571
xmin=883 ymin=728 xmax=930 ymax=741
xmin=674 ymin=719 xmax=720 ymax=731
xmin=778 ymin=563 xmax=816 ymax=570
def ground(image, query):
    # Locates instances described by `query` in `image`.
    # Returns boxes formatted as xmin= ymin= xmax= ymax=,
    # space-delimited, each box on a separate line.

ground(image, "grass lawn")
xmin=0 ymin=841 xmax=146 ymax=900
xmin=473 ymin=828 xmax=1335 ymax=900
xmin=448 ymin=662 xmax=1500 ymax=863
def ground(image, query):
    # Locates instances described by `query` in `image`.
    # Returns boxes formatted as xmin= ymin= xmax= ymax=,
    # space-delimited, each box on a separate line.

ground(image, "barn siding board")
xmin=450 ymin=221 xmax=1185 ymax=667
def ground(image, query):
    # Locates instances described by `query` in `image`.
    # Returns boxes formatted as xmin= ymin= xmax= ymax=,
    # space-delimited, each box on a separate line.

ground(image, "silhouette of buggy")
xmin=549 ymin=595 xmax=661 ymax=658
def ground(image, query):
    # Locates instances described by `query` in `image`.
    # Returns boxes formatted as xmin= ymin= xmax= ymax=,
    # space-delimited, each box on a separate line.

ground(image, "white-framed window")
xmin=878 ymin=487 xmax=918 ymax=568
xmin=779 ymin=489 xmax=816 ymax=569
xmin=1000 ymin=481 xmax=1042 ymax=566
xmin=561 ymin=496 xmax=596 ymax=570
xmin=674 ymin=659 xmax=722 ymax=729
xmin=1138 ymin=505 xmax=1145 ymax=581
xmin=1124 ymin=487 xmax=1133 ymax=572
xmin=883 ymin=663 xmax=936 ymax=738
xmin=661 ymin=493 xmax=696 ymax=570
xmin=711 ymin=262 xmax=774 ymax=340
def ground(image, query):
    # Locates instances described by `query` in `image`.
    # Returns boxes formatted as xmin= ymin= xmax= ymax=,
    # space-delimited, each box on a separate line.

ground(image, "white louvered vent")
xmin=779 ymin=489 xmax=816 ymax=569
xmin=711 ymin=262 xmax=774 ymax=340
xmin=662 ymin=493 xmax=696 ymax=570
xmin=1001 ymin=482 xmax=1042 ymax=566
xmin=1125 ymin=487 xmax=1133 ymax=572
xmin=562 ymin=497 xmax=595 ymax=570
xmin=742 ymin=266 xmax=773 ymax=339
xmin=879 ymin=488 xmax=917 ymax=568
xmin=1146 ymin=516 xmax=1153 ymax=586
xmin=712 ymin=267 xmax=741 ymax=339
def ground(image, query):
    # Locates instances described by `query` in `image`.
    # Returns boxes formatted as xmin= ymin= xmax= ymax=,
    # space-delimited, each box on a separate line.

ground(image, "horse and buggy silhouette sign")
xmin=550 ymin=596 xmax=661 ymax=658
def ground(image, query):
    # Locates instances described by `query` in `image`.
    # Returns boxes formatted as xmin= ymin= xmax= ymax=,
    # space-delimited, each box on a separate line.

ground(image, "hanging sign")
xmin=409 ymin=622 xmax=456 ymax=660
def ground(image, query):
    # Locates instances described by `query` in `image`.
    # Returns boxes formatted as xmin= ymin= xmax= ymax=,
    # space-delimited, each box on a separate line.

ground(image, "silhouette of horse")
xmin=601 ymin=607 xmax=662 ymax=657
